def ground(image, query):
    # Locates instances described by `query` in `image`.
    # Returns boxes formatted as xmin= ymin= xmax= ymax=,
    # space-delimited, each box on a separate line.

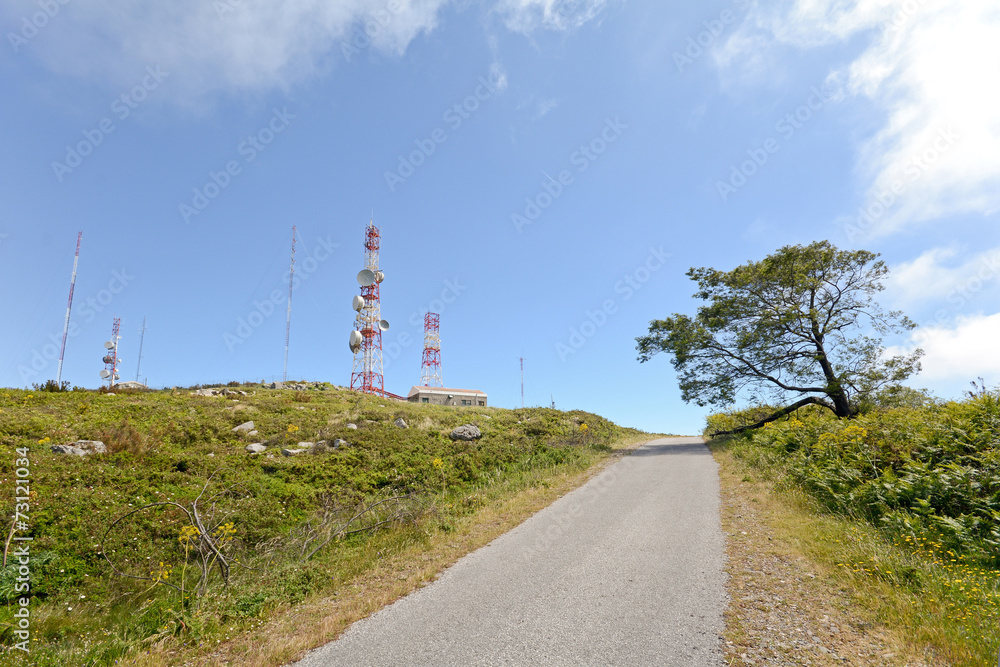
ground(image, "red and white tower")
xmin=419 ymin=313 xmax=442 ymax=387
xmin=350 ymin=220 xmax=386 ymax=396
xmin=101 ymin=317 xmax=121 ymax=389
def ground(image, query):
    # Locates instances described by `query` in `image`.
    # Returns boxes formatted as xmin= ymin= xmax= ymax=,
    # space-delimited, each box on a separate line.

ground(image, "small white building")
xmin=407 ymin=386 xmax=487 ymax=407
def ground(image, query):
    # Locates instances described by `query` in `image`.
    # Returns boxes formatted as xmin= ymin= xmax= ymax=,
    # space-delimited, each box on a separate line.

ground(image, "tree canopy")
xmin=636 ymin=241 xmax=922 ymax=433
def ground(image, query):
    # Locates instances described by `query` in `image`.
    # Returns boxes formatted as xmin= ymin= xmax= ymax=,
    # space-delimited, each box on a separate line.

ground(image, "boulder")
xmin=449 ymin=424 xmax=482 ymax=441
xmin=281 ymin=448 xmax=310 ymax=457
xmin=346 ymin=423 xmax=358 ymax=430
xmin=394 ymin=417 xmax=408 ymax=429
xmin=296 ymin=441 xmax=315 ymax=449
xmin=270 ymin=381 xmax=283 ymax=390
xmin=245 ymin=443 xmax=267 ymax=453
xmin=333 ymin=438 xmax=349 ymax=448
xmin=232 ymin=421 xmax=255 ymax=434
xmin=52 ymin=440 xmax=106 ymax=456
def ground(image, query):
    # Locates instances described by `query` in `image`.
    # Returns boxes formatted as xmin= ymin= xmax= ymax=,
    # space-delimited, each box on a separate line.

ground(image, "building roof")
xmin=407 ymin=385 xmax=487 ymax=398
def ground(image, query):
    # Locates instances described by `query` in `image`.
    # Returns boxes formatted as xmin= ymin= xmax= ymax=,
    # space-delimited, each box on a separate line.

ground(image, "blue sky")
xmin=2 ymin=0 xmax=999 ymax=435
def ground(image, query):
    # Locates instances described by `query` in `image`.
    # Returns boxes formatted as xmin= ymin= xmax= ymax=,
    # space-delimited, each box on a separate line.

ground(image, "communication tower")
xmin=283 ymin=225 xmax=296 ymax=382
xmin=349 ymin=220 xmax=388 ymax=396
xmin=100 ymin=317 xmax=121 ymax=390
xmin=419 ymin=313 xmax=442 ymax=387
xmin=56 ymin=232 xmax=82 ymax=385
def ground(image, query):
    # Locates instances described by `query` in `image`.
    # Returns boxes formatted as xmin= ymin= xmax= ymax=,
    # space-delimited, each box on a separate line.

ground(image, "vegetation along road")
xmin=293 ymin=436 xmax=726 ymax=666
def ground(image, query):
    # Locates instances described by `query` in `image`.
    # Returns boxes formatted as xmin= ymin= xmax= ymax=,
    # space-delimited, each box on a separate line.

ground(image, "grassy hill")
xmin=0 ymin=383 xmax=648 ymax=666
xmin=707 ymin=391 xmax=1000 ymax=666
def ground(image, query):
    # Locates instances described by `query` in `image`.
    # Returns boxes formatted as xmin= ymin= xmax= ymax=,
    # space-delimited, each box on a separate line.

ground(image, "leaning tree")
xmin=636 ymin=241 xmax=922 ymax=434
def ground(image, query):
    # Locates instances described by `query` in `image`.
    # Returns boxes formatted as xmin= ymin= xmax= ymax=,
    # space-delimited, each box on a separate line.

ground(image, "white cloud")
xmin=497 ymin=0 xmax=612 ymax=33
xmin=717 ymin=0 xmax=1000 ymax=235
xmin=886 ymin=245 xmax=1000 ymax=309
xmin=2 ymin=0 xmax=452 ymax=104
xmin=887 ymin=312 xmax=1000 ymax=381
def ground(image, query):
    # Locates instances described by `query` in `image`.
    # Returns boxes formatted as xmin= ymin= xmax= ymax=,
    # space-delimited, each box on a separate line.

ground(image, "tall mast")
xmin=283 ymin=225 xmax=296 ymax=383
xmin=56 ymin=232 xmax=82 ymax=385
xmin=135 ymin=317 xmax=146 ymax=383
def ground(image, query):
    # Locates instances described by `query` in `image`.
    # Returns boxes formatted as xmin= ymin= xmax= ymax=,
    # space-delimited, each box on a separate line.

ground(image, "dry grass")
xmin=125 ymin=440 xmax=646 ymax=666
xmin=711 ymin=439 xmax=950 ymax=666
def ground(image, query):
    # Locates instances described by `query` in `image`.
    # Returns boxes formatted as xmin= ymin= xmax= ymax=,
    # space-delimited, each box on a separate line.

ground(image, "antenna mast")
xmin=349 ymin=219 xmax=386 ymax=397
xmin=101 ymin=317 xmax=121 ymax=390
xmin=135 ymin=317 xmax=146 ymax=383
xmin=283 ymin=225 xmax=296 ymax=383
xmin=56 ymin=232 xmax=82 ymax=385
xmin=519 ymin=356 xmax=525 ymax=408
xmin=420 ymin=313 xmax=442 ymax=387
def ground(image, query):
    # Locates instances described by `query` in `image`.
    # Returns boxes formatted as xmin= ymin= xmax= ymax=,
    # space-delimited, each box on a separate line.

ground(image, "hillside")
xmin=0 ymin=383 xmax=648 ymax=666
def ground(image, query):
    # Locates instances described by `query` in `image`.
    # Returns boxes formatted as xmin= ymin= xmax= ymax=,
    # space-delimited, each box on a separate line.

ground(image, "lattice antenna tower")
xmin=420 ymin=312 xmax=443 ymax=387
xmin=135 ymin=317 xmax=146 ymax=383
xmin=349 ymin=219 xmax=386 ymax=396
xmin=283 ymin=225 xmax=296 ymax=383
xmin=56 ymin=231 xmax=82 ymax=385
xmin=100 ymin=317 xmax=121 ymax=390
xmin=520 ymin=356 xmax=525 ymax=408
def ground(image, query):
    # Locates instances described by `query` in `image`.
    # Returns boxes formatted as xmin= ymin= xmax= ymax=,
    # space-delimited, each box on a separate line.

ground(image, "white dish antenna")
xmin=357 ymin=269 xmax=375 ymax=287
xmin=104 ymin=341 xmax=115 ymax=349
xmin=349 ymin=330 xmax=362 ymax=353
xmin=113 ymin=373 xmax=120 ymax=381
xmin=378 ymin=319 xmax=390 ymax=331
xmin=374 ymin=270 xmax=385 ymax=283
xmin=100 ymin=369 xmax=111 ymax=379
xmin=352 ymin=295 xmax=365 ymax=312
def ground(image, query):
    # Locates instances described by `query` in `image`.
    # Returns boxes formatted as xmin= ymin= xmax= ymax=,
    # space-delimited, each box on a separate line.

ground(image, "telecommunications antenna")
xmin=378 ymin=319 xmax=390 ymax=331
xmin=357 ymin=269 xmax=375 ymax=287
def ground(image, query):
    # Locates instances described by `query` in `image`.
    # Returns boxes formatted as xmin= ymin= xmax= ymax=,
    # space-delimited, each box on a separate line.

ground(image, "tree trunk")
xmin=709 ymin=396 xmax=836 ymax=437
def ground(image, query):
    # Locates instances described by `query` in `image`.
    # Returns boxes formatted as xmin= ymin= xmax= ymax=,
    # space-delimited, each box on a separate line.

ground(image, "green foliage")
xmin=0 ymin=385 xmax=640 ymax=664
xmin=638 ymin=240 xmax=922 ymax=421
xmin=712 ymin=392 xmax=1000 ymax=665
xmin=713 ymin=392 xmax=1000 ymax=565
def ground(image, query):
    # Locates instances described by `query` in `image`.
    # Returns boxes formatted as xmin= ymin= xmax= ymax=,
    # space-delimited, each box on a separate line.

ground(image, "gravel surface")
xmin=718 ymin=465 xmax=945 ymax=666
xmin=292 ymin=437 xmax=727 ymax=666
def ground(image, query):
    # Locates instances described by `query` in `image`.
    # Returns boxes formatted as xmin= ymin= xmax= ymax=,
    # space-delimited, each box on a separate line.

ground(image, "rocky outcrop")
xmin=51 ymin=440 xmax=106 ymax=456
xmin=449 ymin=424 xmax=482 ymax=441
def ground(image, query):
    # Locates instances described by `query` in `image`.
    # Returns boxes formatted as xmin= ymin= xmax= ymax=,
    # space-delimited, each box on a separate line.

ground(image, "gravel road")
xmin=292 ymin=436 xmax=726 ymax=666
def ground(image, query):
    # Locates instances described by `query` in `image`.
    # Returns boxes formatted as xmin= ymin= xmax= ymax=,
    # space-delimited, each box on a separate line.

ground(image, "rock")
xmin=238 ymin=390 xmax=248 ymax=396
xmin=333 ymin=439 xmax=348 ymax=448
xmin=51 ymin=445 xmax=86 ymax=456
xmin=105 ymin=392 xmax=116 ymax=396
xmin=232 ymin=421 xmax=255 ymax=434
xmin=52 ymin=440 xmax=106 ymax=456
xmin=248 ymin=430 xmax=259 ymax=436
xmin=449 ymin=424 xmax=482 ymax=441
xmin=346 ymin=423 xmax=357 ymax=430
xmin=394 ymin=417 xmax=408 ymax=429
xmin=281 ymin=448 xmax=310 ymax=457
xmin=245 ymin=443 xmax=267 ymax=453
xmin=191 ymin=388 xmax=216 ymax=397
xmin=270 ymin=381 xmax=283 ymax=389
xmin=296 ymin=441 xmax=315 ymax=449
xmin=207 ymin=453 xmax=215 ymax=457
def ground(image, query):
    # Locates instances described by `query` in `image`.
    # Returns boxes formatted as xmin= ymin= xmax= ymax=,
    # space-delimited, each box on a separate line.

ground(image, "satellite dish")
xmin=104 ymin=341 xmax=115 ymax=349
xmin=100 ymin=370 xmax=111 ymax=379
xmin=357 ymin=269 xmax=375 ymax=287
xmin=378 ymin=319 xmax=390 ymax=331
xmin=352 ymin=295 xmax=365 ymax=312
xmin=113 ymin=373 xmax=120 ymax=381
xmin=349 ymin=330 xmax=362 ymax=353
xmin=103 ymin=355 xmax=114 ymax=364
xmin=374 ymin=271 xmax=385 ymax=283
